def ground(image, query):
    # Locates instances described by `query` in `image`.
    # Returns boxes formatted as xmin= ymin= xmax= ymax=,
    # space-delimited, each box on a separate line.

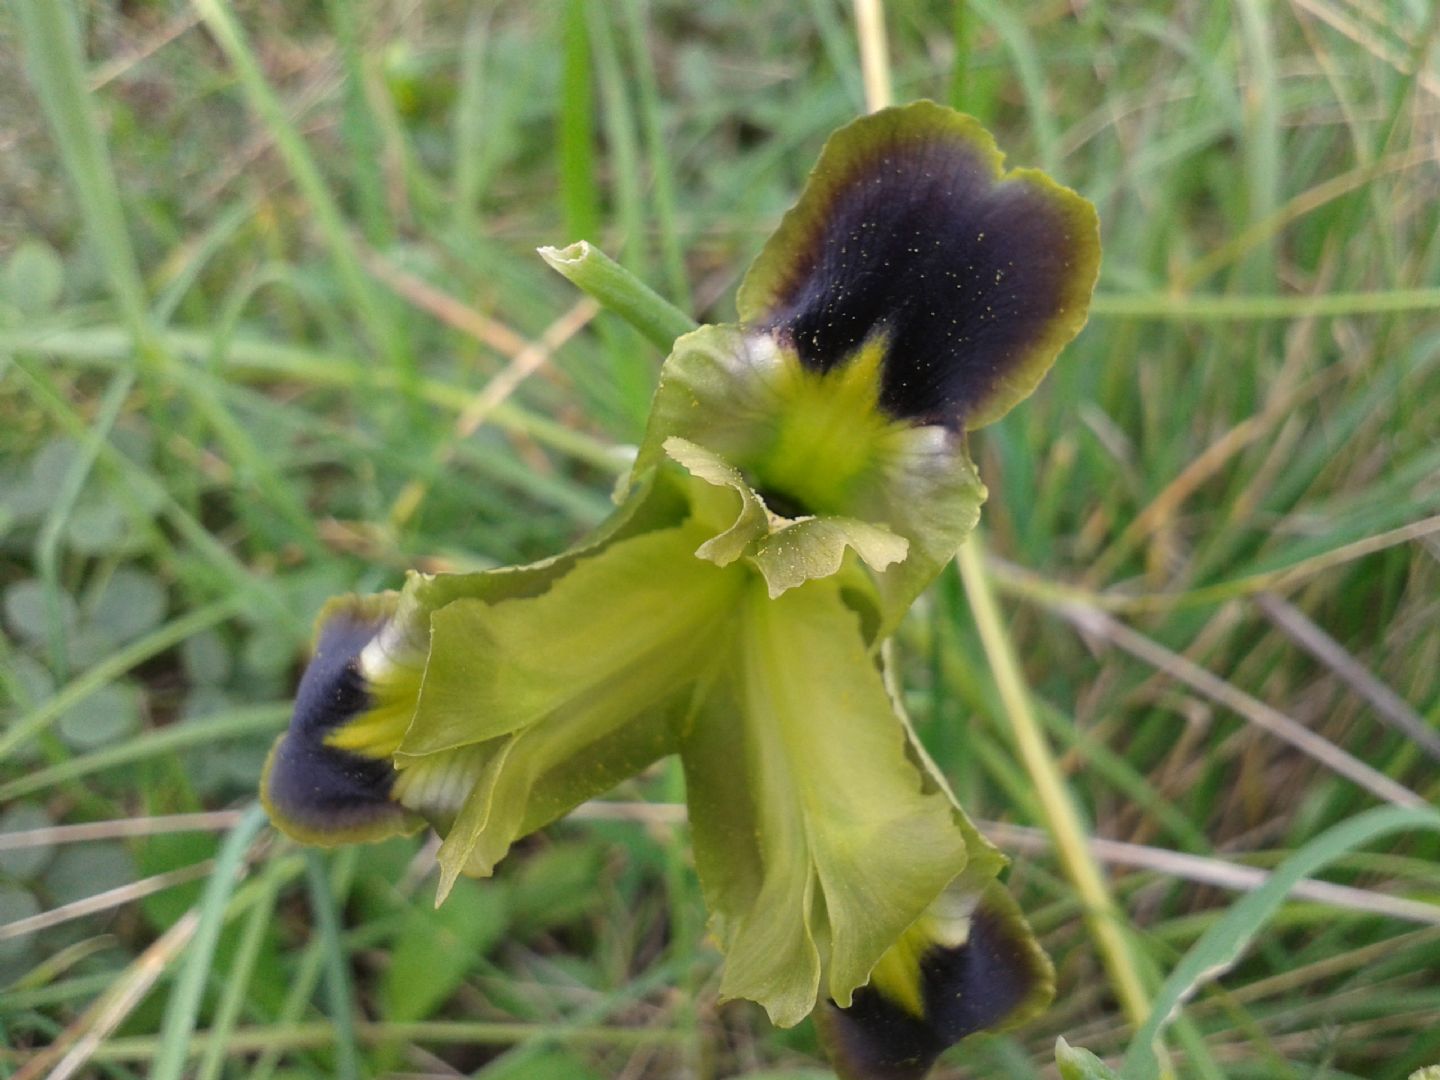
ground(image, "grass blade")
xmin=194 ymin=858 xmax=290 ymax=1080
xmin=13 ymin=0 xmax=156 ymax=355
xmin=189 ymin=0 xmax=415 ymax=407
xmin=958 ymin=536 xmax=1160 ymax=1042
xmin=305 ymin=851 xmax=362 ymax=1080
xmin=0 ymin=705 xmax=287 ymax=802
xmin=0 ymin=601 xmax=246 ymax=767
xmin=1121 ymin=805 xmax=1440 ymax=1080
xmin=152 ymin=804 xmax=269 ymax=1080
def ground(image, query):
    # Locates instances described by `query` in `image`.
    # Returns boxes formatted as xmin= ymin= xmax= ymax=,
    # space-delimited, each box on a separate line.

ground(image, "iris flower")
xmin=261 ymin=101 xmax=1099 ymax=1079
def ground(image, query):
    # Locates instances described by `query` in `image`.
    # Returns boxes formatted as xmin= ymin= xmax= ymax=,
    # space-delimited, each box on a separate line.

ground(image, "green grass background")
xmin=3 ymin=1 xmax=1440 ymax=1077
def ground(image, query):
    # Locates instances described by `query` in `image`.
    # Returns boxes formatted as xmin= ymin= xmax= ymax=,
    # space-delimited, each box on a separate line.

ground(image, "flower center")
xmin=741 ymin=334 xmax=897 ymax=517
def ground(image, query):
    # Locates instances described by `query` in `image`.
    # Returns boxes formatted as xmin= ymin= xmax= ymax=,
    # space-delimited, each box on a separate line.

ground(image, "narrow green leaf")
xmin=14 ymin=0 xmax=156 ymax=353
xmin=1121 ymin=806 xmax=1440 ymax=1080
xmin=194 ymin=858 xmax=290 ymax=1080
xmin=0 ymin=600 xmax=245 ymax=768
xmin=306 ymin=851 xmax=362 ymax=1080
xmin=558 ymin=0 xmax=601 ymax=242
xmin=0 ymin=704 xmax=286 ymax=802
xmin=619 ymin=0 xmax=689 ymax=307
xmin=153 ymin=805 xmax=269 ymax=1080
xmin=190 ymin=0 xmax=415 ymax=406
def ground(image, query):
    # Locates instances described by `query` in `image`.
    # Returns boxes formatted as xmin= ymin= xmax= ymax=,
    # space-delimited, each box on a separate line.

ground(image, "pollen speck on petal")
xmin=738 ymin=100 xmax=1100 ymax=430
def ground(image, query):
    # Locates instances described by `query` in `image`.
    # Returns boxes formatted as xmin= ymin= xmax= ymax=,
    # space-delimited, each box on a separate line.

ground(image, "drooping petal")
xmin=816 ymin=685 xmax=1054 ymax=1078
xmin=392 ymin=520 xmax=746 ymax=894
xmin=429 ymin=687 xmax=685 ymax=899
xmin=682 ymin=576 xmax=972 ymax=1026
xmin=261 ymin=470 xmax=692 ymax=845
xmin=738 ymin=100 xmax=1100 ymax=430
xmin=398 ymin=521 xmax=743 ymax=759
xmin=261 ymin=595 xmax=425 ymax=846
xmin=682 ymin=635 xmax=820 ymax=1027
xmin=816 ymin=882 xmax=1055 ymax=1080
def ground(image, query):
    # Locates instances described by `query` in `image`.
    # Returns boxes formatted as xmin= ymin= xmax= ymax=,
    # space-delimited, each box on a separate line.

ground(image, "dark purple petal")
xmin=739 ymin=101 xmax=1099 ymax=429
xmin=816 ymin=886 xmax=1053 ymax=1080
xmin=261 ymin=603 xmax=418 ymax=845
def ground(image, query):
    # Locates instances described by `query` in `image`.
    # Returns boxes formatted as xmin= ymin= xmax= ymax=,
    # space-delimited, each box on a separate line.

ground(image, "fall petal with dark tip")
xmin=261 ymin=471 xmax=694 ymax=851
xmin=738 ymin=100 xmax=1100 ymax=431
xmin=261 ymin=595 xmax=424 ymax=846
xmin=816 ymin=883 xmax=1056 ymax=1080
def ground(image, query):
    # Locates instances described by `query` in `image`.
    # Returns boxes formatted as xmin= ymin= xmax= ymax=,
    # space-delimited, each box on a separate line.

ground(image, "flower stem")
xmin=538 ymin=241 xmax=697 ymax=352
xmin=956 ymin=534 xmax=1161 ymax=1047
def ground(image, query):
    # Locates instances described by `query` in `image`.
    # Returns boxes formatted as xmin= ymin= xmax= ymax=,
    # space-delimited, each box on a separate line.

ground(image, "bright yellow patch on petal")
xmin=864 ymin=906 xmax=978 ymax=1019
xmin=749 ymin=335 xmax=903 ymax=516
xmin=865 ymin=915 xmax=934 ymax=1018
xmin=324 ymin=666 xmax=422 ymax=759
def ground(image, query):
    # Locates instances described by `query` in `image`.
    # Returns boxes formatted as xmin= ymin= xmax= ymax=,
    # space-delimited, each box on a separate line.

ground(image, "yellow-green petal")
xmin=399 ymin=520 xmax=743 ymax=759
xmin=682 ymin=577 xmax=971 ymax=1024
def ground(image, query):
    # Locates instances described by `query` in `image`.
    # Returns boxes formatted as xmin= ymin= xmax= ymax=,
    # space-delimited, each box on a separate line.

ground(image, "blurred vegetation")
xmin=2 ymin=0 xmax=1440 ymax=1077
